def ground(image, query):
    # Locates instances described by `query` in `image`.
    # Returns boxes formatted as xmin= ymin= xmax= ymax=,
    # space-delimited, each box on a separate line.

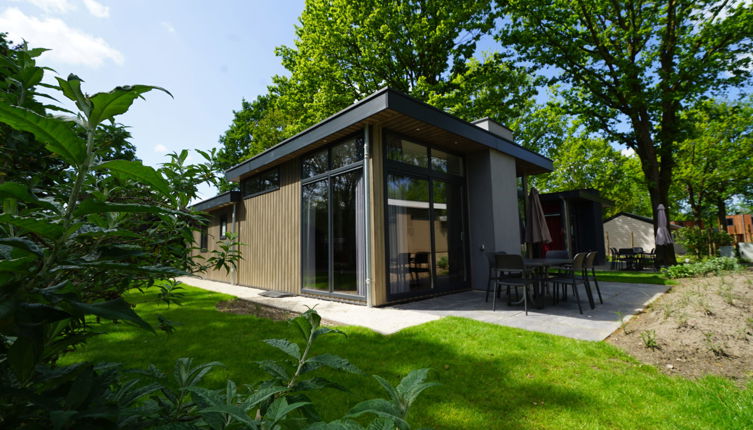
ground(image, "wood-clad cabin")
xmin=192 ymin=88 xmax=553 ymax=306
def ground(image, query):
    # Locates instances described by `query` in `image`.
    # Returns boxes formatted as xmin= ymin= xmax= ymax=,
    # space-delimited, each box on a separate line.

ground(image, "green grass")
xmin=594 ymin=270 xmax=676 ymax=285
xmin=61 ymin=285 xmax=751 ymax=429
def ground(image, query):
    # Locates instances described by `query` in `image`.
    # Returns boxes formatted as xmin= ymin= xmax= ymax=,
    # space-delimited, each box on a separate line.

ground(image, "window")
xmin=200 ymin=227 xmax=208 ymax=251
xmin=301 ymin=133 xmax=365 ymax=297
xmin=219 ymin=215 xmax=228 ymax=239
xmin=241 ymin=168 xmax=280 ymax=197
xmin=386 ymin=135 xmax=428 ymax=167
xmin=385 ymin=133 xmax=464 ymax=177
xmin=302 ymin=136 xmax=363 ymax=179
xmin=431 ymin=148 xmax=464 ymax=176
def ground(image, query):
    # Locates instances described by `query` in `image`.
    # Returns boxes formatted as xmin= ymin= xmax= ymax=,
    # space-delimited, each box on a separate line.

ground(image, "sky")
xmin=1 ymin=0 xmax=304 ymax=200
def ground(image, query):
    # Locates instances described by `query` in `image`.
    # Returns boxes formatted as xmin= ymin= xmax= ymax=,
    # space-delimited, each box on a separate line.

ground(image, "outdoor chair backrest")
xmin=546 ymin=249 xmax=568 ymax=259
xmin=585 ymin=251 xmax=597 ymax=269
xmin=414 ymin=252 xmax=430 ymax=265
xmin=572 ymin=252 xmax=587 ymax=271
xmin=495 ymin=253 xmax=525 ymax=272
xmin=619 ymin=248 xmax=634 ymax=254
xmin=633 ymin=247 xmax=644 ymax=253
xmin=397 ymin=252 xmax=411 ymax=265
xmin=486 ymin=251 xmax=506 ymax=268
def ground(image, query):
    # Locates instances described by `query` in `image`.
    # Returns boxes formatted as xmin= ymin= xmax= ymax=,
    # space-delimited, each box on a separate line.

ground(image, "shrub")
xmin=675 ymin=226 xmax=733 ymax=258
xmin=662 ymin=257 xmax=740 ymax=279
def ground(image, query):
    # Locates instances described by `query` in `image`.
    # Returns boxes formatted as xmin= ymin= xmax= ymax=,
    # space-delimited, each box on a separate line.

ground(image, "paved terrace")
xmin=177 ymin=276 xmax=669 ymax=341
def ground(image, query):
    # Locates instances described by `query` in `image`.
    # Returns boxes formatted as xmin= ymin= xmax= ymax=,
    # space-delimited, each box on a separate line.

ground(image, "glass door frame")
xmin=300 ymin=134 xmax=366 ymax=300
xmin=382 ymin=131 xmax=469 ymax=302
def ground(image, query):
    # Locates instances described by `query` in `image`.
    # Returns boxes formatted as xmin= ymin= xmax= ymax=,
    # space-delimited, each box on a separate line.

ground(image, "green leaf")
xmin=264 ymin=397 xmax=310 ymax=427
xmin=0 ymin=182 xmax=57 ymax=212
xmin=0 ymin=104 xmax=85 ymax=166
xmin=395 ymin=369 xmax=438 ymax=407
xmin=8 ymin=331 xmax=43 ymax=381
xmin=0 ymin=256 xmax=37 ymax=272
xmin=346 ymin=399 xmax=407 ymax=428
xmin=300 ymin=354 xmax=362 ymax=375
xmin=264 ymin=338 xmax=301 ymax=360
xmin=88 ymin=84 xmax=172 ymax=126
xmin=0 ymin=237 xmax=44 ymax=257
xmin=73 ymin=199 xmax=184 ymax=217
xmin=55 ymin=74 xmax=91 ymax=116
xmin=366 ymin=417 xmax=399 ymax=430
xmin=256 ymin=359 xmax=291 ymax=381
xmin=243 ymin=385 xmax=288 ymax=408
xmin=0 ymin=214 xmax=65 ymax=239
xmin=199 ymin=404 xmax=258 ymax=428
xmin=67 ymin=297 xmax=154 ymax=333
xmin=97 ymin=160 xmax=172 ymax=196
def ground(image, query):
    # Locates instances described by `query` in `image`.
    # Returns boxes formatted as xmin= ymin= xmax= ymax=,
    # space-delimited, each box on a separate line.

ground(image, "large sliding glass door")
xmin=385 ymin=133 xmax=467 ymax=300
xmin=301 ymin=136 xmax=365 ymax=298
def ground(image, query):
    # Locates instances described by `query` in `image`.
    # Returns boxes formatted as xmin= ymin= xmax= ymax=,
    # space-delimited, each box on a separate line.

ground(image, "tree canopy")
xmin=674 ymin=97 xmax=753 ymax=227
xmin=217 ymin=0 xmax=538 ymax=167
xmin=496 ymin=0 xmax=753 ymax=263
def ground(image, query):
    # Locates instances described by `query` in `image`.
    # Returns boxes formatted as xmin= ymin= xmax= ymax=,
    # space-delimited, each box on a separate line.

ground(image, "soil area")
xmin=216 ymin=298 xmax=342 ymax=327
xmin=607 ymin=269 xmax=753 ymax=385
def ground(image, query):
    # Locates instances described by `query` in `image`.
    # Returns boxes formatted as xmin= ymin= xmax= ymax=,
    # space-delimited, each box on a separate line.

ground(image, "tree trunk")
xmin=716 ymin=197 xmax=728 ymax=232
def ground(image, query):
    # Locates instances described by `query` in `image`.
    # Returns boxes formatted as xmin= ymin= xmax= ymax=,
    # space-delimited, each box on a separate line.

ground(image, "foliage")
xmin=215 ymin=93 xmax=288 ymax=175
xmin=0 ymin=46 xmax=240 ymax=426
xmin=205 ymin=232 xmax=244 ymax=275
xmin=662 ymin=257 xmax=740 ymax=279
xmin=532 ymin=123 xmax=651 ymax=217
xmin=639 ymin=329 xmax=659 ymax=350
xmin=675 ymin=226 xmax=734 ymax=258
xmin=216 ymin=0 xmax=538 ymax=166
xmin=674 ymin=97 xmax=753 ymax=227
xmin=497 ymin=0 xmax=753 ymax=265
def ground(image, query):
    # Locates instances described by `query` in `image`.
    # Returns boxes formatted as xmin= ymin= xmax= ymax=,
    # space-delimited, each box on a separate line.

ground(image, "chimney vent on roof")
xmin=472 ymin=118 xmax=513 ymax=142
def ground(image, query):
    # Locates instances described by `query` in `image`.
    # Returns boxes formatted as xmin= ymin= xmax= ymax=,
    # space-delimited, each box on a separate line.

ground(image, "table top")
xmin=523 ymin=258 xmax=572 ymax=267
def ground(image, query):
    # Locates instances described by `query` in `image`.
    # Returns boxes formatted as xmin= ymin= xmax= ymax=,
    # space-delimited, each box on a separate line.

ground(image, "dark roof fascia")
xmin=190 ymin=190 xmax=241 ymax=212
xmin=224 ymin=88 xmax=553 ymax=181
xmin=225 ymin=89 xmax=390 ymax=181
xmin=384 ymin=91 xmax=553 ymax=172
xmin=540 ymin=189 xmax=612 ymax=206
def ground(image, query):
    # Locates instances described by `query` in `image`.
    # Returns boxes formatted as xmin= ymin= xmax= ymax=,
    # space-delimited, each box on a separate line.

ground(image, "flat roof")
xmin=190 ymin=190 xmax=241 ymax=212
xmin=225 ymin=87 xmax=553 ymax=181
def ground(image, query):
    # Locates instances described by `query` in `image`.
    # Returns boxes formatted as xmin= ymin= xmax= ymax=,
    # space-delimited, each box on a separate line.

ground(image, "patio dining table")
xmin=521 ymin=257 xmax=573 ymax=307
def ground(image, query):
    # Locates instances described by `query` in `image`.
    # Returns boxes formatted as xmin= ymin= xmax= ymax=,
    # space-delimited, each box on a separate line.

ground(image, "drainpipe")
xmin=363 ymin=125 xmax=373 ymax=307
xmin=231 ymin=201 xmax=238 ymax=285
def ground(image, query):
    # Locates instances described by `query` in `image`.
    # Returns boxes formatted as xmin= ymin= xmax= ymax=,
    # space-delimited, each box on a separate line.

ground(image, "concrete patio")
xmin=179 ymin=276 xmax=669 ymax=341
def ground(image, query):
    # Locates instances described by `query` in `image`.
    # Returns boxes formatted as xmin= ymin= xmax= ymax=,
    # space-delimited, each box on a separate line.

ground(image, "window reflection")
xmin=386 ymin=136 xmax=428 ymax=168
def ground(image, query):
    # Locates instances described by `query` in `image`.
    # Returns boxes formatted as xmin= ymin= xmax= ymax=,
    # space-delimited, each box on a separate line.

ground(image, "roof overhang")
xmin=190 ymin=190 xmax=241 ymax=212
xmin=540 ymin=189 xmax=613 ymax=206
xmin=225 ymin=88 xmax=553 ymax=182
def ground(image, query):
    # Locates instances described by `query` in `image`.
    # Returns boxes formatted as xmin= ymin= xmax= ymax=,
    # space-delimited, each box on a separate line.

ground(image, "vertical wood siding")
xmin=237 ymin=160 xmax=301 ymax=293
xmin=192 ymin=206 xmax=234 ymax=283
xmin=369 ymin=126 xmax=388 ymax=306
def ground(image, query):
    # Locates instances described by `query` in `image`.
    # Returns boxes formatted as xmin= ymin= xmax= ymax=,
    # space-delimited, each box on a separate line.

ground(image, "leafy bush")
xmin=0 ymin=42 xmax=433 ymax=429
xmin=662 ymin=257 xmax=740 ymax=278
xmin=675 ymin=226 xmax=733 ymax=258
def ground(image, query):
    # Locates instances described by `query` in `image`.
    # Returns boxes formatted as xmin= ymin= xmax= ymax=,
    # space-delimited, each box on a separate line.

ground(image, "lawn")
xmin=594 ymin=270 xmax=676 ymax=285
xmin=61 ymin=284 xmax=751 ymax=429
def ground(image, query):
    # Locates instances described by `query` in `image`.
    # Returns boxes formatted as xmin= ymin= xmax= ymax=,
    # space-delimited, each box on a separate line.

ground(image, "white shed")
xmin=603 ymin=212 xmax=683 ymax=254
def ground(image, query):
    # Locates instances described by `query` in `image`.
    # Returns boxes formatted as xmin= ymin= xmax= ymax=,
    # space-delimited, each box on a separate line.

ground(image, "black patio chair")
xmin=489 ymin=254 xmax=537 ymax=315
xmin=548 ymin=252 xmax=593 ymax=314
xmin=584 ymin=251 xmax=603 ymax=304
xmin=485 ymin=251 xmax=507 ymax=302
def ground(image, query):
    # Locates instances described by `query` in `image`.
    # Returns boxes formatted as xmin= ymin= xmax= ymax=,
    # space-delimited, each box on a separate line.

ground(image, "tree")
xmin=497 ymin=0 xmax=753 ymax=265
xmin=674 ymin=97 xmax=753 ymax=228
xmin=217 ymin=0 xmax=539 ymax=166
xmin=215 ymin=93 xmax=286 ymax=171
xmin=535 ymin=133 xmax=651 ymax=218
